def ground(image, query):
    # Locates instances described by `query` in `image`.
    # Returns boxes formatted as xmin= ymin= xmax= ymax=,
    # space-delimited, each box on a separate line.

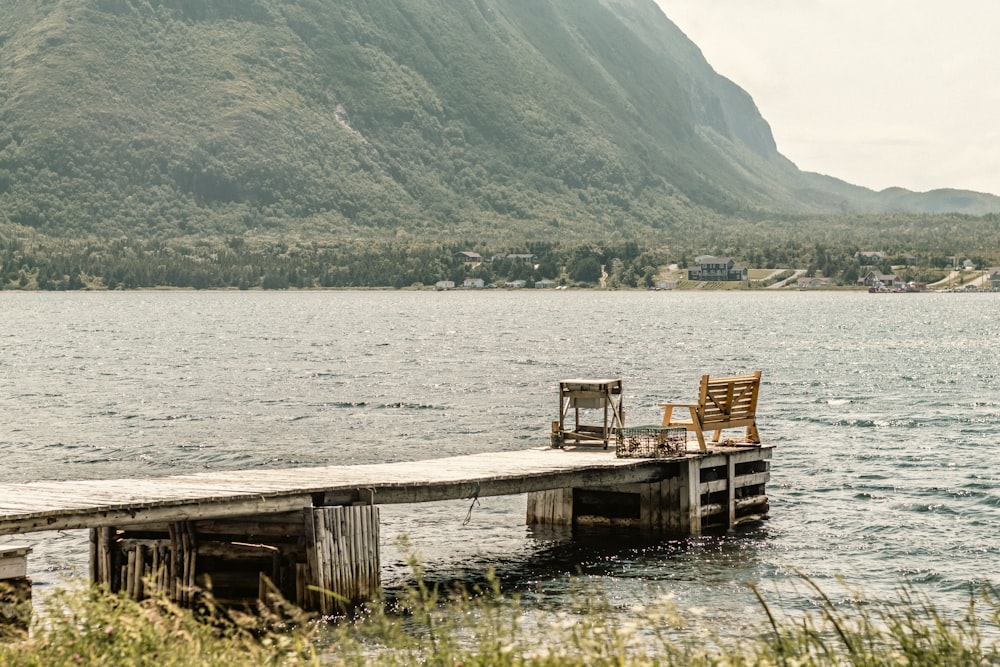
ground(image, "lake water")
xmin=2 ymin=290 xmax=999 ymax=632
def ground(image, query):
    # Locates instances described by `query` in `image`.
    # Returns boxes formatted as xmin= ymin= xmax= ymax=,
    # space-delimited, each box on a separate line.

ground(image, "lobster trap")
xmin=615 ymin=426 xmax=687 ymax=459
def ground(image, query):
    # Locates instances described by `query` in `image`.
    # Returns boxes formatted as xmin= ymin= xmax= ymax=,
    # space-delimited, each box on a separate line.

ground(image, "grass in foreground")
xmin=2 ymin=569 xmax=999 ymax=666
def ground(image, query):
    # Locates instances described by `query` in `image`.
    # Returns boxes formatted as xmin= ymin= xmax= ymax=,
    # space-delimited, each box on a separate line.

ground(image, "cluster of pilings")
xmin=528 ymin=448 xmax=770 ymax=532
xmin=89 ymin=506 xmax=379 ymax=616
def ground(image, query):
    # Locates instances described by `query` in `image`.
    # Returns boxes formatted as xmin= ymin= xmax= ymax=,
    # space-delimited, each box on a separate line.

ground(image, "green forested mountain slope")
xmin=0 ymin=0 xmax=997 ymax=247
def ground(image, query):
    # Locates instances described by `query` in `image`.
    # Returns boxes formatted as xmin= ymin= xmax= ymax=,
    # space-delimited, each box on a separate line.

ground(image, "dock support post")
xmin=0 ymin=546 xmax=32 ymax=639
xmin=727 ymin=455 xmax=737 ymax=530
xmin=526 ymin=488 xmax=574 ymax=526
xmin=680 ymin=457 xmax=702 ymax=535
xmin=305 ymin=505 xmax=381 ymax=615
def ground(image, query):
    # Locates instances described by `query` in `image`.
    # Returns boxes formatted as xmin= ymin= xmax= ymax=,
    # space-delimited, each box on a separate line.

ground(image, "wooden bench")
xmin=658 ymin=371 xmax=762 ymax=451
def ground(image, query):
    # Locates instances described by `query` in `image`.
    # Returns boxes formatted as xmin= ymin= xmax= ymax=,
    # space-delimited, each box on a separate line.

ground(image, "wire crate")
xmin=615 ymin=426 xmax=687 ymax=459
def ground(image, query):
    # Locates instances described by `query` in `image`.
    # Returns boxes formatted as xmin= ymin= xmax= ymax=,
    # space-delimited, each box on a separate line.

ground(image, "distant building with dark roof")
xmin=688 ymin=256 xmax=748 ymax=282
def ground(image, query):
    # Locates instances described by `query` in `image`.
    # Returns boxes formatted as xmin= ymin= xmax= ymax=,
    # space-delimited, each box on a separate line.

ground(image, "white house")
xmin=688 ymin=257 xmax=748 ymax=282
xmin=859 ymin=270 xmax=898 ymax=288
xmin=989 ymin=268 xmax=1000 ymax=290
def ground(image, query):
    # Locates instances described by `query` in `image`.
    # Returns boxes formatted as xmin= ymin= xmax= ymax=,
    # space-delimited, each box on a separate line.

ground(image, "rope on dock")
xmin=463 ymin=482 xmax=481 ymax=526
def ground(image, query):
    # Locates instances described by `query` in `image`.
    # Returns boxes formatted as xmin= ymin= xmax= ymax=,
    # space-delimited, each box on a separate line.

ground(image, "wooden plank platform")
xmin=0 ymin=446 xmax=769 ymax=536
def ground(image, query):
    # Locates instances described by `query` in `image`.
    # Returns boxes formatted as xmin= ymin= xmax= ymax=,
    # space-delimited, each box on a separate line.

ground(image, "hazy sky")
xmin=655 ymin=0 xmax=1000 ymax=195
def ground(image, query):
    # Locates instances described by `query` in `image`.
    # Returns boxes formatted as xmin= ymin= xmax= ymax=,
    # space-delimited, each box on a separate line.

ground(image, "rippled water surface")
xmin=2 ymin=290 xmax=999 ymax=625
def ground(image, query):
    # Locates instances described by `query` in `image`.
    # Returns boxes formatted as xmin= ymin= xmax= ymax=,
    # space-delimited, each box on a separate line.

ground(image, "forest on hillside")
xmin=2 ymin=0 xmax=998 ymax=289
xmin=3 ymin=216 xmax=994 ymax=290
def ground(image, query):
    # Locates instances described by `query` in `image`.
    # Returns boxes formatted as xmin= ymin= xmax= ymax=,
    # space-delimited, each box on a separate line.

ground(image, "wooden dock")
xmin=0 ymin=445 xmax=772 ymax=615
xmin=0 ymin=447 xmax=678 ymax=534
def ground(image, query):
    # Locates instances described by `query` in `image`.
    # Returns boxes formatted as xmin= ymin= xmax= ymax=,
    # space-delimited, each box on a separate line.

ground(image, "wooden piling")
xmin=682 ymin=457 xmax=702 ymax=534
xmin=526 ymin=488 xmax=574 ymax=525
xmin=305 ymin=505 xmax=380 ymax=615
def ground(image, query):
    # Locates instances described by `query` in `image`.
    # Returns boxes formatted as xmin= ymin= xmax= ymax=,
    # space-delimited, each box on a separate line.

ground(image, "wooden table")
xmin=552 ymin=378 xmax=624 ymax=449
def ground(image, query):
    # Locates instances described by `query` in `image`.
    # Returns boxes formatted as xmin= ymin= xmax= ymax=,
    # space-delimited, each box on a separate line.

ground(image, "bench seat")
xmin=658 ymin=371 xmax=762 ymax=451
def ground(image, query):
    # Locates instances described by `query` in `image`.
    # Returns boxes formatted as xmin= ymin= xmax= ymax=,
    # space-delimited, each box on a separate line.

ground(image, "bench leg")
xmin=660 ymin=405 xmax=676 ymax=426
xmin=691 ymin=411 xmax=708 ymax=451
xmin=693 ymin=431 xmax=708 ymax=451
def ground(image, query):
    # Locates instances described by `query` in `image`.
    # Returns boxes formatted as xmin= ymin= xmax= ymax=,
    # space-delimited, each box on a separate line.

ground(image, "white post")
xmin=0 ymin=545 xmax=32 ymax=637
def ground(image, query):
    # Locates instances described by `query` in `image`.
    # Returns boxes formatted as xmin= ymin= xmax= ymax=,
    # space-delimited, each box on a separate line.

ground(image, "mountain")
xmin=0 ymin=0 xmax=997 ymax=246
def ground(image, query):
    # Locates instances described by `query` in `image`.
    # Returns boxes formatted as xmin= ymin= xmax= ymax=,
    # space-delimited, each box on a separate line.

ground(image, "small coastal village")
xmin=439 ymin=250 xmax=1000 ymax=292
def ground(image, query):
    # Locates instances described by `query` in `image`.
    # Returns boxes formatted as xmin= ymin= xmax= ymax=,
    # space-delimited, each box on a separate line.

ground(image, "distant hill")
xmin=0 ymin=0 xmax=997 ymax=245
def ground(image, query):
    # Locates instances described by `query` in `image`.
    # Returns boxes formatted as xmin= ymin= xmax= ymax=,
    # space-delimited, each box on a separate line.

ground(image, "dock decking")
xmin=0 ymin=446 xmax=726 ymax=536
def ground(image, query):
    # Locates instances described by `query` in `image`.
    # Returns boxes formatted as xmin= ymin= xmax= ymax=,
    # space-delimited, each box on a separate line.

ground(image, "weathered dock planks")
xmin=0 ymin=447 xmax=702 ymax=535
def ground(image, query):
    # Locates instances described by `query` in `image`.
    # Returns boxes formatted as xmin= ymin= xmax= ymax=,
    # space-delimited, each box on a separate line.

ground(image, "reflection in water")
xmin=378 ymin=495 xmax=770 ymax=631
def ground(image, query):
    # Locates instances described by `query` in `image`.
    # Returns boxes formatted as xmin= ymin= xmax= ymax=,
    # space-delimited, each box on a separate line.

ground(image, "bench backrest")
xmin=696 ymin=370 xmax=761 ymax=426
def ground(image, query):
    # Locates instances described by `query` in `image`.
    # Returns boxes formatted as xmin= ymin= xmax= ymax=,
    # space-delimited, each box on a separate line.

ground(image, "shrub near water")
xmin=0 ymin=587 xmax=319 ymax=666
xmin=3 ymin=574 xmax=1000 ymax=666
